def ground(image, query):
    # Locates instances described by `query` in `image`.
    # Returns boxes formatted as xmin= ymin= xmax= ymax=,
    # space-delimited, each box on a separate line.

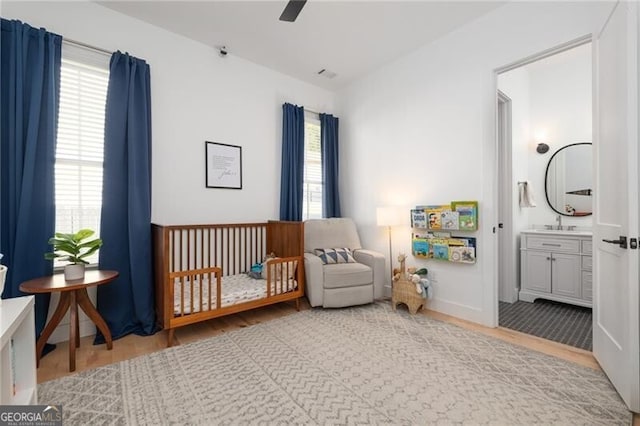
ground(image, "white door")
xmin=593 ymin=1 xmax=639 ymax=412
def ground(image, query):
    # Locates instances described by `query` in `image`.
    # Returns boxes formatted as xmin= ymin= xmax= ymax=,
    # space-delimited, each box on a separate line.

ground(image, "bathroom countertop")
xmin=521 ymin=229 xmax=593 ymax=237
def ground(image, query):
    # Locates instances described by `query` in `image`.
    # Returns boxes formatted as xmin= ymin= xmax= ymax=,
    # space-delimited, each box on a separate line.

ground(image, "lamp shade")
xmin=376 ymin=206 xmax=406 ymax=227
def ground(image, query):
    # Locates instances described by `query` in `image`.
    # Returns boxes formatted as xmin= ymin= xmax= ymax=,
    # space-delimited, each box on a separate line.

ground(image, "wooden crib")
xmin=152 ymin=221 xmax=304 ymax=346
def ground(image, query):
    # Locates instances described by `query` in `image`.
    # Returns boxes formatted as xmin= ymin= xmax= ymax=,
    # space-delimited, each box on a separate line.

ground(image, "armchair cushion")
xmin=314 ymin=248 xmax=356 ymax=264
xmin=323 ymin=263 xmax=373 ymax=289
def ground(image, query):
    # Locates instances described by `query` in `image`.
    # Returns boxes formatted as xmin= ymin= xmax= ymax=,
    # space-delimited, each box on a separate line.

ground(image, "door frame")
xmin=497 ymin=91 xmax=516 ymax=304
xmin=491 ymin=34 xmax=593 ymax=327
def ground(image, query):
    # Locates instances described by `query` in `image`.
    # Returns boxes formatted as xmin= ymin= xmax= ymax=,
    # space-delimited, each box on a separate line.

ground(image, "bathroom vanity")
xmin=519 ymin=229 xmax=592 ymax=308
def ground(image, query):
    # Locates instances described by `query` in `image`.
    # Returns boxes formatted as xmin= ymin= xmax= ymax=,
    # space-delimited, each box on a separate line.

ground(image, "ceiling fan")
xmin=279 ymin=0 xmax=307 ymax=22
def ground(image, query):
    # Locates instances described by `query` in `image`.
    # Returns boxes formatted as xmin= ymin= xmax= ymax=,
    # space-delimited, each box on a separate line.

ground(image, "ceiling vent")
xmin=317 ymin=69 xmax=337 ymax=79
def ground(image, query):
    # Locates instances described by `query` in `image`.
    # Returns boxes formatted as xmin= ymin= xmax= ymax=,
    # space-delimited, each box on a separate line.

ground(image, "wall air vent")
xmin=317 ymin=69 xmax=337 ymax=79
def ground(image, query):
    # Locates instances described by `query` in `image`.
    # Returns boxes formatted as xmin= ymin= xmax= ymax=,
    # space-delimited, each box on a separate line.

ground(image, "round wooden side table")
xmin=19 ymin=270 xmax=118 ymax=372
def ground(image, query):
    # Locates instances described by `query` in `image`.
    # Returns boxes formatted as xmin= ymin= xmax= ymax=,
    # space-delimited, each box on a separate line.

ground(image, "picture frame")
xmin=205 ymin=141 xmax=242 ymax=189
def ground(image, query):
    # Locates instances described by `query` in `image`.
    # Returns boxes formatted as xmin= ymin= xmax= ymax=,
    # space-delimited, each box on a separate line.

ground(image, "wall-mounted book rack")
xmin=410 ymin=201 xmax=478 ymax=264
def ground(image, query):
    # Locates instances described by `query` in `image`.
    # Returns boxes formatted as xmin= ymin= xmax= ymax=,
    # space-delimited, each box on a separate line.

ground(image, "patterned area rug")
xmin=39 ymin=302 xmax=630 ymax=425
xmin=499 ymin=299 xmax=592 ymax=351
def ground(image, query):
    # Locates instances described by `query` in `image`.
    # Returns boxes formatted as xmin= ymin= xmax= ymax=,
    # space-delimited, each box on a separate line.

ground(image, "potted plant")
xmin=44 ymin=229 xmax=103 ymax=280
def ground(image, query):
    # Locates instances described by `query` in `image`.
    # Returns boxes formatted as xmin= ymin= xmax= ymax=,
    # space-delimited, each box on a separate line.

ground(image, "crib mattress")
xmin=173 ymin=274 xmax=297 ymax=315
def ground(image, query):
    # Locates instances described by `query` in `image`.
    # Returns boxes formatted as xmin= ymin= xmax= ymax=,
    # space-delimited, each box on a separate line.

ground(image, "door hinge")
xmin=630 ymin=238 xmax=638 ymax=249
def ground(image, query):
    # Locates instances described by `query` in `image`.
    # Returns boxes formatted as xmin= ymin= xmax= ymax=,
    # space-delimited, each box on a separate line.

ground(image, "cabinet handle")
xmin=546 ymin=257 xmax=551 ymax=260
xmin=542 ymin=243 xmax=561 ymax=247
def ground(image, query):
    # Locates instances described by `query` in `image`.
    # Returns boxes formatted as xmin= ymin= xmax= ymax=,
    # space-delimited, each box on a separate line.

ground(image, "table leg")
xmin=75 ymin=304 xmax=80 ymax=348
xmin=69 ymin=291 xmax=78 ymax=372
xmin=77 ymin=287 xmax=113 ymax=350
xmin=36 ymin=292 xmax=71 ymax=367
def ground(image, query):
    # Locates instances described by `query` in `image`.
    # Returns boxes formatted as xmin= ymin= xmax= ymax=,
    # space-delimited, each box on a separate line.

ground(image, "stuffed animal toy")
xmin=410 ymin=274 xmax=422 ymax=294
xmin=410 ymin=274 xmax=432 ymax=299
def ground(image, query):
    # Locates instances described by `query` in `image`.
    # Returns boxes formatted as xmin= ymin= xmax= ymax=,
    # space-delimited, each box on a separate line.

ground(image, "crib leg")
xmin=295 ymin=297 xmax=300 ymax=312
xmin=167 ymin=328 xmax=175 ymax=348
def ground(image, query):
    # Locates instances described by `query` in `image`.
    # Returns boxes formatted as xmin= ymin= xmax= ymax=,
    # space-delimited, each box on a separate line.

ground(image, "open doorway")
xmin=496 ymin=40 xmax=594 ymax=351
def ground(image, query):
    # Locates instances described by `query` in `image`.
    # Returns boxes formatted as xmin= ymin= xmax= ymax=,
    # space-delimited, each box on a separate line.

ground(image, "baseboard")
xmin=47 ymin=320 xmax=96 ymax=344
xmin=426 ymin=297 xmax=484 ymax=325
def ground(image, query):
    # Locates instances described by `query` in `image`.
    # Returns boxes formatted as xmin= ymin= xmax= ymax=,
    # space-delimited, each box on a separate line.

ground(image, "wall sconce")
xmin=536 ymin=143 xmax=550 ymax=154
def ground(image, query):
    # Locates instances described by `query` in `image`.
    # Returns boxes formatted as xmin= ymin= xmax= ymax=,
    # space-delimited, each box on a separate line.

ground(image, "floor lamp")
xmin=376 ymin=207 xmax=405 ymax=287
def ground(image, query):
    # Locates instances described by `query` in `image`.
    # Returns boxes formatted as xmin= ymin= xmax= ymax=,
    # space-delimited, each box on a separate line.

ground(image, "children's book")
xmin=433 ymin=243 xmax=449 ymax=260
xmin=441 ymin=211 xmax=459 ymax=230
xmin=411 ymin=209 xmax=427 ymax=228
xmin=451 ymin=201 xmax=478 ymax=231
xmin=449 ymin=246 xmax=476 ymax=264
xmin=412 ymin=238 xmax=431 ymax=258
xmin=425 ymin=205 xmax=447 ymax=230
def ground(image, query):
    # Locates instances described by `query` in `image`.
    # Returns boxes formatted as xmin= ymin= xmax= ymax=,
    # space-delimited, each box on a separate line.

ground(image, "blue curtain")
xmin=320 ymin=113 xmax=341 ymax=218
xmin=279 ymin=103 xmax=305 ymax=221
xmin=0 ymin=19 xmax=61 ymax=345
xmin=97 ymin=51 xmax=156 ymax=342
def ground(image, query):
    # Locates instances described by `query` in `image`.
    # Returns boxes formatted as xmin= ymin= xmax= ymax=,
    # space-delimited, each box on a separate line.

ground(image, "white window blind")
xmin=54 ymin=43 xmax=109 ymax=266
xmin=303 ymin=115 xmax=323 ymax=220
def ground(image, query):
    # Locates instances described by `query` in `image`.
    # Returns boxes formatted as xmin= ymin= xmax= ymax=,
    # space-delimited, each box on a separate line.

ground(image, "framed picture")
xmin=205 ymin=141 xmax=242 ymax=189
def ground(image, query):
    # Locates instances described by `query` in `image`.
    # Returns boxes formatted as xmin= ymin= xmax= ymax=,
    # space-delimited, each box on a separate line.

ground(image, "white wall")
xmin=3 ymin=1 xmax=336 ymax=342
xmin=3 ymin=1 xmax=335 ymax=226
xmin=337 ymin=2 xmax=611 ymax=326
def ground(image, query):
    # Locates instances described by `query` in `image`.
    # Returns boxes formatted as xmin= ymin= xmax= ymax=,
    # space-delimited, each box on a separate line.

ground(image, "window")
xmin=54 ymin=43 xmax=109 ymax=266
xmin=302 ymin=114 xmax=322 ymax=220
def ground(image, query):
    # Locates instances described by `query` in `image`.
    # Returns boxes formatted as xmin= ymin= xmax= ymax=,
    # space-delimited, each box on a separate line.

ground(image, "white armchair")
xmin=304 ymin=218 xmax=385 ymax=308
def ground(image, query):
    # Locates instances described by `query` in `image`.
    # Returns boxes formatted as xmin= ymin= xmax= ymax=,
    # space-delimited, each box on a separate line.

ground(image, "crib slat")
xmin=180 ymin=276 xmax=185 ymax=317
xmin=216 ymin=271 xmax=222 ymax=309
xmin=208 ymin=271 xmax=212 ymax=311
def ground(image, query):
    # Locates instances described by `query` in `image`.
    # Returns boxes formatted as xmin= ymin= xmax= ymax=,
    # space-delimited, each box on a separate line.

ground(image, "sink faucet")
xmin=555 ymin=215 xmax=563 ymax=230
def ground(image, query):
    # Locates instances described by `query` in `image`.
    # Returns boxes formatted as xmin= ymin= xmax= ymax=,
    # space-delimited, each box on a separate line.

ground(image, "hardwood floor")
xmin=37 ymin=298 xmax=639 ymax=424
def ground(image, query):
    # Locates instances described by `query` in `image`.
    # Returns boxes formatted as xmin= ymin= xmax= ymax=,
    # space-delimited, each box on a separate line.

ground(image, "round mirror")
xmin=544 ymin=142 xmax=592 ymax=217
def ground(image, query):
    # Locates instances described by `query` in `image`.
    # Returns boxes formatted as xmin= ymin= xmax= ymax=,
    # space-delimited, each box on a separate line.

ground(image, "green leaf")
xmin=74 ymin=229 xmax=94 ymax=241
xmin=78 ymin=239 xmax=103 ymax=249
xmin=54 ymin=233 xmax=75 ymax=242
xmin=78 ymin=244 xmax=101 ymax=259
xmin=44 ymin=252 xmax=62 ymax=260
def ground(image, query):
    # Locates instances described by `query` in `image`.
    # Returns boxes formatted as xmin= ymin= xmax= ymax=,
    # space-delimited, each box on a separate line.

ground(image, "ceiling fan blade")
xmin=279 ymin=0 xmax=307 ymax=22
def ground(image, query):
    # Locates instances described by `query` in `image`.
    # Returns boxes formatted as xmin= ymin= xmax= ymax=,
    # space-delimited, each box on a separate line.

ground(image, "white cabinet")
xmin=1 ymin=296 xmax=37 ymax=405
xmin=520 ymin=231 xmax=592 ymax=308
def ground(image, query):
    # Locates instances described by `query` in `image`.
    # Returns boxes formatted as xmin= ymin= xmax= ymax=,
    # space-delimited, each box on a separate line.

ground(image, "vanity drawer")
xmin=582 ymin=255 xmax=592 ymax=271
xmin=526 ymin=237 xmax=580 ymax=253
xmin=582 ymin=271 xmax=592 ymax=301
xmin=582 ymin=240 xmax=593 ymax=255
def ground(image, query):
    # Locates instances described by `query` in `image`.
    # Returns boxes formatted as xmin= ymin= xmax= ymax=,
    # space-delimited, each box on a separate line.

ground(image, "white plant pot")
xmin=0 ymin=265 xmax=7 ymax=303
xmin=64 ymin=264 xmax=85 ymax=281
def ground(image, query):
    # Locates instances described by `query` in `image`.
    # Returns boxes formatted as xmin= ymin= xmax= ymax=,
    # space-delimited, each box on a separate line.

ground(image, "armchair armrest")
xmin=304 ymin=253 xmax=324 ymax=307
xmin=353 ymin=249 xmax=386 ymax=299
